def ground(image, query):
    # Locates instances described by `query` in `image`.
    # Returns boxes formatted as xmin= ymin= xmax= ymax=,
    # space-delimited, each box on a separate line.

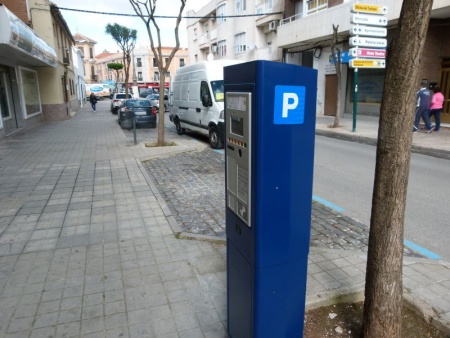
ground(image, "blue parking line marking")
xmin=404 ymin=239 xmax=442 ymax=260
xmin=214 ymin=149 xmax=224 ymax=154
xmin=312 ymin=195 xmax=345 ymax=213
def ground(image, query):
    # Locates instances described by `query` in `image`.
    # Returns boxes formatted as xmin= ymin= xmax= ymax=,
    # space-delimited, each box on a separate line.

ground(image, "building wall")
xmin=187 ymin=0 xmax=284 ymax=63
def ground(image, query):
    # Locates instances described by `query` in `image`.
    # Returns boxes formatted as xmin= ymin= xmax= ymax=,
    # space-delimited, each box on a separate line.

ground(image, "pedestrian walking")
xmin=413 ymin=83 xmax=434 ymax=133
xmin=429 ymin=86 xmax=444 ymax=132
xmin=89 ymin=92 xmax=98 ymax=112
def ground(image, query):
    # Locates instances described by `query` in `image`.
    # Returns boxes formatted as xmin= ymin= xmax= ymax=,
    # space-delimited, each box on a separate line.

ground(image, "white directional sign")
xmin=349 ymin=48 xmax=386 ymax=59
xmin=352 ymin=3 xmax=388 ymax=15
xmin=349 ymin=36 xmax=387 ymax=48
xmin=349 ymin=59 xmax=386 ymax=69
xmin=350 ymin=25 xmax=387 ymax=37
xmin=351 ymin=13 xmax=387 ymax=26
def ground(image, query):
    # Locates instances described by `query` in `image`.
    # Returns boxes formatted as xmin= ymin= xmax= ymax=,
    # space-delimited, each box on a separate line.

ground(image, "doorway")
xmin=439 ymin=58 xmax=450 ymax=124
xmin=324 ymin=74 xmax=338 ymax=116
xmin=0 ymin=68 xmax=19 ymax=135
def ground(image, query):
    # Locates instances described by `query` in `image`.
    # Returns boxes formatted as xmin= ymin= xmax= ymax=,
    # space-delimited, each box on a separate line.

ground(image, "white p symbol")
xmin=282 ymin=93 xmax=299 ymax=118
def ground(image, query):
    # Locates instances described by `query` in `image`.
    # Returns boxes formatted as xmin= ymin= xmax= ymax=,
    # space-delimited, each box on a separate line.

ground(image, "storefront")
xmin=0 ymin=4 xmax=56 ymax=138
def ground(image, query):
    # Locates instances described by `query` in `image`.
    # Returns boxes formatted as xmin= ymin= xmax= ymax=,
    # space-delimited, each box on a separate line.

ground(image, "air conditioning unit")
xmin=268 ymin=20 xmax=279 ymax=31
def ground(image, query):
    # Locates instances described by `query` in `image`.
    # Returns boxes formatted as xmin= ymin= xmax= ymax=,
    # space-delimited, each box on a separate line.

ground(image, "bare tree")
xmin=105 ymin=23 xmax=137 ymax=99
xmin=129 ymin=0 xmax=186 ymax=146
xmin=107 ymin=62 xmax=124 ymax=95
xmin=330 ymin=24 xmax=341 ymax=128
xmin=362 ymin=0 xmax=433 ymax=337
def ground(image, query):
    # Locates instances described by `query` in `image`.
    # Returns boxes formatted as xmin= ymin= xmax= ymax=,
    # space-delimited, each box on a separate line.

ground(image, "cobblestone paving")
xmin=143 ymin=148 xmax=421 ymax=257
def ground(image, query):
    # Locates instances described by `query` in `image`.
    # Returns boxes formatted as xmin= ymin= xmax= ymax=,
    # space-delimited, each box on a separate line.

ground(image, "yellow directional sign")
xmin=352 ymin=3 xmax=388 ymax=15
xmin=349 ymin=59 xmax=386 ymax=69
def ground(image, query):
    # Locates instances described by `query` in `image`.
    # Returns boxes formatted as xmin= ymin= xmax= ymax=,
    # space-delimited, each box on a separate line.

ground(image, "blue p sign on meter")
xmin=274 ymin=85 xmax=306 ymax=124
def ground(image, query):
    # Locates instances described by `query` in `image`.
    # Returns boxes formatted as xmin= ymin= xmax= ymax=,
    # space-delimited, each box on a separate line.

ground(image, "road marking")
xmin=312 ymin=196 xmax=345 ymax=212
xmin=214 ymin=149 xmax=224 ymax=154
xmin=403 ymin=239 xmax=442 ymax=260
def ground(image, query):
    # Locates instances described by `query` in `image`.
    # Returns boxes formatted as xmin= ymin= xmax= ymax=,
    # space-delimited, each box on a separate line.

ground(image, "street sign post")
xmin=349 ymin=3 xmax=388 ymax=132
xmin=351 ymin=25 xmax=387 ymax=37
xmin=352 ymin=3 xmax=388 ymax=15
xmin=349 ymin=48 xmax=386 ymax=59
xmin=351 ymin=13 xmax=388 ymax=26
xmin=349 ymin=36 xmax=387 ymax=48
xmin=349 ymin=59 xmax=386 ymax=69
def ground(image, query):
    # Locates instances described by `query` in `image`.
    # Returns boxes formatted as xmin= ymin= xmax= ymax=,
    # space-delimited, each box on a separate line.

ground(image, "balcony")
xmin=90 ymin=75 xmax=98 ymax=82
xmin=278 ymin=2 xmax=353 ymax=51
xmin=198 ymin=33 xmax=210 ymax=50
xmin=255 ymin=0 xmax=283 ymax=27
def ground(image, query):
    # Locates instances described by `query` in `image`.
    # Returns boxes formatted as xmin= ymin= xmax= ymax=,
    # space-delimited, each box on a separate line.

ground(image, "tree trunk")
xmin=158 ymin=72 xmax=166 ymax=146
xmin=331 ymin=24 xmax=341 ymax=128
xmin=361 ymin=1 xmax=433 ymax=337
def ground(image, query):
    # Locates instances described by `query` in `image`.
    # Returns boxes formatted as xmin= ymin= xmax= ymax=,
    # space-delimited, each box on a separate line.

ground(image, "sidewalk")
xmin=0 ymin=103 xmax=448 ymax=337
xmin=316 ymin=114 xmax=450 ymax=160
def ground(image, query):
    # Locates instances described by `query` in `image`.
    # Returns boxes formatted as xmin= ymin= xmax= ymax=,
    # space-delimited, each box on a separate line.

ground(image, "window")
xmin=89 ymin=47 xmax=93 ymax=59
xmin=136 ymin=58 xmax=142 ymax=67
xmin=200 ymin=81 xmax=211 ymax=101
xmin=166 ymin=72 xmax=171 ymax=78
xmin=153 ymin=58 xmax=158 ymax=67
xmin=217 ymin=3 xmax=227 ymax=24
xmin=165 ymin=57 xmax=169 ymax=65
xmin=307 ymin=0 xmax=327 ymax=14
xmin=194 ymin=28 xmax=198 ymax=40
xmin=180 ymin=58 xmax=185 ymax=67
xmin=234 ymin=33 xmax=246 ymax=54
xmin=236 ymin=0 xmax=246 ymax=13
xmin=138 ymin=72 xmax=143 ymax=81
xmin=154 ymin=71 xmax=160 ymax=82
xmin=218 ymin=40 xmax=226 ymax=58
xmin=19 ymin=67 xmax=41 ymax=117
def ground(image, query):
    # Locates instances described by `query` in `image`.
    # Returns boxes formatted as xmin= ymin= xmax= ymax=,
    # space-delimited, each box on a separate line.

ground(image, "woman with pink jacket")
xmin=429 ymin=86 xmax=445 ymax=132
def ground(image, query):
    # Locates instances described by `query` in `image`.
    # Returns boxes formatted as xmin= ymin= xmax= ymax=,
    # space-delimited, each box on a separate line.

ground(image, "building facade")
xmin=0 ymin=0 xmax=78 ymax=140
xmin=187 ymin=0 xmax=450 ymax=124
xmin=186 ymin=0 xmax=284 ymax=63
xmin=94 ymin=45 xmax=190 ymax=94
xmin=73 ymin=33 xmax=98 ymax=84
xmin=278 ymin=0 xmax=450 ymax=121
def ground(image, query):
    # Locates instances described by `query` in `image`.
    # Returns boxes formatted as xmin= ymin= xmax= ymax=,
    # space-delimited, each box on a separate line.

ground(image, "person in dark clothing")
xmin=89 ymin=93 xmax=98 ymax=112
xmin=413 ymin=84 xmax=433 ymax=133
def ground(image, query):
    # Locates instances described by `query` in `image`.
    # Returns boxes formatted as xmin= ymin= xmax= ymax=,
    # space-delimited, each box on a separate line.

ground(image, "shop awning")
xmin=0 ymin=4 xmax=57 ymax=67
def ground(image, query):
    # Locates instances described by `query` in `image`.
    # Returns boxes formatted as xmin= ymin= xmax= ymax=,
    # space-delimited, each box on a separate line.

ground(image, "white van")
xmin=169 ymin=60 xmax=243 ymax=149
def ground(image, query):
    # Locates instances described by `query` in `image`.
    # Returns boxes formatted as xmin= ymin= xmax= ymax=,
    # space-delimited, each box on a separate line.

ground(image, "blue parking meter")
xmin=224 ymin=61 xmax=317 ymax=337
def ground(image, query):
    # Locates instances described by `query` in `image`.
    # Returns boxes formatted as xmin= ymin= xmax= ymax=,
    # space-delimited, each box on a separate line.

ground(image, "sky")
xmin=52 ymin=0 xmax=210 ymax=55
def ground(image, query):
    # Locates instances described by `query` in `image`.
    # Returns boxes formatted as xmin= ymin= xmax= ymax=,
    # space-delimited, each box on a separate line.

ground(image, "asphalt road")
xmin=163 ymin=117 xmax=449 ymax=260
xmin=313 ymin=135 xmax=450 ymax=261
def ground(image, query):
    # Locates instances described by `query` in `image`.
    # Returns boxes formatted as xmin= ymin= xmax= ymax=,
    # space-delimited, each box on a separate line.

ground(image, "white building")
xmin=187 ymin=0 xmax=450 ymax=124
xmin=72 ymin=46 xmax=86 ymax=109
xmin=186 ymin=0 xmax=284 ymax=63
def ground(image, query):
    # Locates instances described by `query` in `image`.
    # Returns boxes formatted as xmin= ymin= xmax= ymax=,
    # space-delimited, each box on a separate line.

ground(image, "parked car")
xmin=110 ymin=93 xmax=127 ymax=114
xmin=145 ymin=93 xmax=169 ymax=112
xmin=139 ymin=90 xmax=155 ymax=98
xmin=118 ymin=98 xmax=157 ymax=129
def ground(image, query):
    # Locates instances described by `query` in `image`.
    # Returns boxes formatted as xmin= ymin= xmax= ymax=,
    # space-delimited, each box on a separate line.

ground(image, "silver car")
xmin=145 ymin=94 xmax=169 ymax=112
xmin=110 ymin=93 xmax=127 ymax=114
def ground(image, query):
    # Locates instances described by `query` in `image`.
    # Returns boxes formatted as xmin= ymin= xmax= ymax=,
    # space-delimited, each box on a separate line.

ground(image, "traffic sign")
xmin=349 ymin=36 xmax=387 ymax=48
xmin=352 ymin=3 xmax=388 ymax=15
xmin=349 ymin=48 xmax=386 ymax=59
xmin=349 ymin=59 xmax=386 ymax=69
xmin=351 ymin=13 xmax=387 ymax=26
xmin=350 ymin=25 xmax=387 ymax=37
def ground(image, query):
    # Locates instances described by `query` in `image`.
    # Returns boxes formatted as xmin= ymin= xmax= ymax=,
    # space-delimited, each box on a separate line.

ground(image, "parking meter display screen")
xmin=231 ymin=116 xmax=244 ymax=137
